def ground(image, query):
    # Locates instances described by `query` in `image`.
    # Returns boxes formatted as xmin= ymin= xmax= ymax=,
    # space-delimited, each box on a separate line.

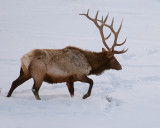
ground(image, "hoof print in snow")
xmin=106 ymin=95 xmax=112 ymax=102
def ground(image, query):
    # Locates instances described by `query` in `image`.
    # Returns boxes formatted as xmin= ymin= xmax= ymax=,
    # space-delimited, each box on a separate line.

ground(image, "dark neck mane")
xmin=84 ymin=51 xmax=110 ymax=75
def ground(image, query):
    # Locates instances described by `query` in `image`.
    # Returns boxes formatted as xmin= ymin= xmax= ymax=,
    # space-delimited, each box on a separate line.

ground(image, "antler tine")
xmin=95 ymin=10 xmax=99 ymax=20
xmin=87 ymin=9 xmax=89 ymax=15
xmin=114 ymin=48 xmax=128 ymax=54
xmin=80 ymin=9 xmax=89 ymax=16
xmin=80 ymin=9 xmax=96 ymax=23
xmin=101 ymin=16 xmax=103 ymax=22
xmin=117 ymin=19 xmax=123 ymax=34
xmin=103 ymin=13 xmax=109 ymax=23
xmin=105 ymin=33 xmax=111 ymax=40
xmin=116 ymin=38 xmax=127 ymax=46
xmin=111 ymin=18 xmax=114 ymax=27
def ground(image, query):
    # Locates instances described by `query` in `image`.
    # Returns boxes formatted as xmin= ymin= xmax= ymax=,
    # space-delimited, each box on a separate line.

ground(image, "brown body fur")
xmin=7 ymin=46 xmax=121 ymax=100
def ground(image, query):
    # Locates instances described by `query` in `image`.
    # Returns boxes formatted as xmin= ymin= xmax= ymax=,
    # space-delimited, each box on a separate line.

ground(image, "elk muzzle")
xmin=109 ymin=57 xmax=122 ymax=70
xmin=116 ymin=64 xmax=122 ymax=70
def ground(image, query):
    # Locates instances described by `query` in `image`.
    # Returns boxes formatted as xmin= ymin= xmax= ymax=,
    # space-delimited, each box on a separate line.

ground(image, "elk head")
xmin=80 ymin=10 xmax=128 ymax=70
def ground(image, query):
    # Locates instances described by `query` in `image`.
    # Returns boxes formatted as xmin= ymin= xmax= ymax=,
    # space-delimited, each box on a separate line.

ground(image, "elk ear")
xmin=102 ymin=48 xmax=106 ymax=52
xmin=107 ymin=52 xmax=114 ymax=58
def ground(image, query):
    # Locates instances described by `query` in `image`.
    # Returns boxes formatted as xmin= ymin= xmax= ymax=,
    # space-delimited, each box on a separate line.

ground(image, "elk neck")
xmin=84 ymin=51 xmax=110 ymax=75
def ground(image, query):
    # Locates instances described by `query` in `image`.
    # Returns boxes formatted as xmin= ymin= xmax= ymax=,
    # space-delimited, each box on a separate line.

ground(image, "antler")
xmin=80 ymin=9 xmax=128 ymax=54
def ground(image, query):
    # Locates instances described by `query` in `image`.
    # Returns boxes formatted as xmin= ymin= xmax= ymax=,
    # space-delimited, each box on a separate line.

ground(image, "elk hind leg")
xmin=31 ymin=72 xmax=45 ymax=100
xmin=7 ymin=68 xmax=30 ymax=97
xmin=32 ymin=79 xmax=43 ymax=100
xmin=66 ymin=82 xmax=74 ymax=97
xmin=29 ymin=60 xmax=46 ymax=100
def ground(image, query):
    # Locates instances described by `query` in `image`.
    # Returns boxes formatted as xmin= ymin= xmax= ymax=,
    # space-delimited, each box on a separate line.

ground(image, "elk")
xmin=7 ymin=10 xmax=127 ymax=100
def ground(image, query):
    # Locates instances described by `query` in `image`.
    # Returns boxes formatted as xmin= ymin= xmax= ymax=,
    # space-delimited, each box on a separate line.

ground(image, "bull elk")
xmin=7 ymin=10 xmax=127 ymax=100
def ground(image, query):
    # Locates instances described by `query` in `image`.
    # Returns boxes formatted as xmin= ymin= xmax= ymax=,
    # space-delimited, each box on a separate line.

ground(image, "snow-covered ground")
xmin=0 ymin=0 xmax=160 ymax=128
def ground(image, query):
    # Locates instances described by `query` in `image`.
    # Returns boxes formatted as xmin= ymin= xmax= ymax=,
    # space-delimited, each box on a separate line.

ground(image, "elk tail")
xmin=21 ymin=54 xmax=31 ymax=77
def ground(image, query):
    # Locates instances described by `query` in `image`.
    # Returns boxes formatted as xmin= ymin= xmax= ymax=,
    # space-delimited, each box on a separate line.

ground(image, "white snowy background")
xmin=0 ymin=0 xmax=160 ymax=128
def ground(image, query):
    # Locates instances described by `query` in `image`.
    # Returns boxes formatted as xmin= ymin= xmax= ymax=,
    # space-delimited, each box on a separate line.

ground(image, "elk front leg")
xmin=77 ymin=75 xmax=93 ymax=99
xmin=66 ymin=82 xmax=74 ymax=97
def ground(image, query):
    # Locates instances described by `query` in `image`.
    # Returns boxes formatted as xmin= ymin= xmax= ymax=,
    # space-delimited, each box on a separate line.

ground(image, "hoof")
xmin=82 ymin=94 xmax=90 ymax=99
xmin=71 ymin=94 xmax=74 ymax=97
xmin=35 ymin=95 xmax=41 ymax=100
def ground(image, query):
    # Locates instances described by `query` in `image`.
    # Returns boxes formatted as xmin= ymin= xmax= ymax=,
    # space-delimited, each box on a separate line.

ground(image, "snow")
xmin=0 ymin=0 xmax=160 ymax=128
